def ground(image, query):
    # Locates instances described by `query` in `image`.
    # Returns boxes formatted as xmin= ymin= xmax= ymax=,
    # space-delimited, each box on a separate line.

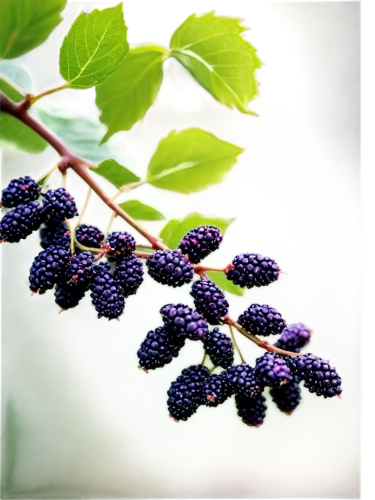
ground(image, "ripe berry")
xmin=203 ymin=327 xmax=234 ymax=368
xmin=1 ymin=176 xmax=40 ymax=208
xmin=160 ymin=303 xmax=209 ymax=340
xmin=235 ymin=393 xmax=267 ymax=427
xmin=226 ymin=363 xmax=262 ymax=397
xmin=39 ymin=216 xmax=70 ymax=250
xmin=146 ymin=250 xmax=194 ymax=287
xmin=225 ymin=253 xmax=279 ymax=289
xmin=75 ymin=224 xmax=104 ymax=248
xmin=238 ymin=304 xmax=286 ymax=336
xmin=0 ymin=201 xmax=45 ymax=243
xmin=167 ymin=365 xmax=210 ymax=421
xmin=89 ymin=262 xmax=125 ymax=320
xmin=114 ymin=254 xmax=144 ymax=297
xmin=254 ymin=352 xmax=293 ymax=388
xmin=42 ymin=188 xmax=78 ymax=220
xmin=190 ymin=280 xmax=229 ymax=325
xmin=106 ymin=231 xmax=136 ymax=257
xmin=29 ymin=245 xmax=70 ymax=294
xmin=66 ymin=251 xmax=94 ymax=288
xmin=178 ymin=225 xmax=223 ymax=263
xmin=54 ymin=281 xmax=86 ymax=310
xmin=270 ymin=378 xmax=302 ymax=414
xmin=274 ymin=323 xmax=312 ymax=353
xmin=288 ymin=353 xmax=342 ymax=398
xmin=137 ymin=326 xmax=185 ymax=371
xmin=202 ymin=372 xmax=233 ymax=407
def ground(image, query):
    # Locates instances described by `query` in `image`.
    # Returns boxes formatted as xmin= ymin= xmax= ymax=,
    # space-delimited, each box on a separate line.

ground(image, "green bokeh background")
xmin=1 ymin=1 xmax=360 ymax=498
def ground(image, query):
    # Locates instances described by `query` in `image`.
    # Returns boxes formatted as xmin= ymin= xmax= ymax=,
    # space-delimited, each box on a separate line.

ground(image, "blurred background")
xmin=1 ymin=1 xmax=360 ymax=498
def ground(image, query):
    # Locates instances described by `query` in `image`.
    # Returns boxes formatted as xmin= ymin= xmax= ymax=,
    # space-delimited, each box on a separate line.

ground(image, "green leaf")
xmin=92 ymin=160 xmax=140 ymax=189
xmin=170 ymin=12 xmax=262 ymax=115
xmin=0 ymin=61 xmax=32 ymax=102
xmin=159 ymin=212 xmax=234 ymax=249
xmin=96 ymin=45 xmax=168 ymax=142
xmin=206 ymin=270 xmax=244 ymax=296
xmin=0 ymin=114 xmax=47 ymax=153
xmin=147 ymin=128 xmax=243 ymax=193
xmin=59 ymin=3 xmax=128 ymax=89
xmin=118 ymin=200 xmax=165 ymax=221
xmin=0 ymin=0 xmax=67 ymax=59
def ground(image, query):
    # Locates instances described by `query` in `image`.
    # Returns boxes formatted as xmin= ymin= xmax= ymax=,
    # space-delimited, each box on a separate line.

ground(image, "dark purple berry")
xmin=89 ymin=262 xmax=125 ymax=320
xmin=1 ymin=176 xmax=40 ymax=208
xmin=106 ymin=231 xmax=136 ymax=257
xmin=0 ymin=201 xmax=45 ymax=242
xmin=270 ymin=378 xmax=302 ymax=414
xmin=225 ymin=253 xmax=279 ymax=289
xmin=288 ymin=353 xmax=342 ymax=398
xmin=137 ymin=326 xmax=185 ymax=371
xmin=235 ymin=393 xmax=267 ymax=427
xmin=203 ymin=327 xmax=234 ymax=368
xmin=160 ymin=303 xmax=209 ymax=340
xmin=178 ymin=225 xmax=223 ymax=264
xmin=274 ymin=323 xmax=312 ymax=353
xmin=29 ymin=245 xmax=70 ymax=294
xmin=146 ymin=250 xmax=194 ymax=287
xmin=226 ymin=363 xmax=262 ymax=397
xmin=114 ymin=254 xmax=144 ymax=297
xmin=54 ymin=281 xmax=86 ymax=310
xmin=202 ymin=372 xmax=233 ymax=407
xmin=190 ymin=280 xmax=229 ymax=325
xmin=254 ymin=352 xmax=293 ymax=388
xmin=39 ymin=216 xmax=70 ymax=250
xmin=238 ymin=303 xmax=286 ymax=336
xmin=75 ymin=224 xmax=104 ymax=248
xmin=42 ymin=188 xmax=78 ymax=220
xmin=167 ymin=365 xmax=210 ymax=421
xmin=66 ymin=251 xmax=94 ymax=287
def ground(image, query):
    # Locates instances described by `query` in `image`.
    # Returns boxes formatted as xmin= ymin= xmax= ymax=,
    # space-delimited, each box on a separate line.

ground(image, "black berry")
xmin=238 ymin=303 xmax=286 ymax=336
xmin=235 ymin=393 xmax=267 ymax=427
xmin=89 ymin=262 xmax=125 ymax=320
xmin=178 ymin=225 xmax=223 ymax=263
xmin=190 ymin=280 xmax=229 ymax=325
xmin=146 ymin=250 xmax=194 ymax=287
xmin=225 ymin=253 xmax=279 ymax=289
xmin=106 ymin=231 xmax=136 ymax=257
xmin=39 ymin=215 xmax=70 ymax=250
xmin=75 ymin=224 xmax=104 ymax=249
xmin=202 ymin=372 xmax=233 ymax=407
xmin=203 ymin=327 xmax=234 ymax=368
xmin=0 ymin=201 xmax=45 ymax=243
xmin=66 ymin=251 xmax=94 ymax=288
xmin=29 ymin=245 xmax=70 ymax=294
xmin=54 ymin=281 xmax=86 ymax=310
xmin=114 ymin=254 xmax=144 ymax=297
xmin=254 ymin=352 xmax=293 ymax=388
xmin=1 ymin=176 xmax=40 ymax=208
xmin=137 ymin=326 xmax=185 ymax=371
xmin=226 ymin=363 xmax=262 ymax=397
xmin=160 ymin=303 xmax=209 ymax=340
xmin=270 ymin=378 xmax=302 ymax=414
xmin=274 ymin=323 xmax=312 ymax=353
xmin=42 ymin=188 xmax=78 ymax=220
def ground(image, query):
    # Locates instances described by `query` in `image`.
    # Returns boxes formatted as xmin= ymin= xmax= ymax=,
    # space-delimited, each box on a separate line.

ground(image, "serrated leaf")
xmin=0 ymin=0 xmax=67 ymax=59
xmin=159 ymin=212 xmax=234 ymax=249
xmin=0 ymin=114 xmax=47 ymax=153
xmin=147 ymin=128 xmax=243 ymax=193
xmin=170 ymin=12 xmax=262 ymax=115
xmin=0 ymin=61 xmax=32 ymax=101
xmin=92 ymin=160 xmax=140 ymax=189
xmin=118 ymin=200 xmax=165 ymax=221
xmin=96 ymin=45 xmax=168 ymax=142
xmin=59 ymin=3 xmax=128 ymax=89
xmin=206 ymin=271 xmax=244 ymax=296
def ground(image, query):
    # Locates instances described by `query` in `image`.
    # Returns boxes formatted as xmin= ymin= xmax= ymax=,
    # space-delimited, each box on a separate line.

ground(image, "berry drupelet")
xmin=137 ymin=326 xmax=185 ymax=371
xmin=270 ymin=377 xmax=302 ymax=414
xmin=114 ymin=254 xmax=144 ymax=297
xmin=146 ymin=250 xmax=194 ymax=287
xmin=42 ymin=188 xmax=78 ymax=220
xmin=106 ymin=231 xmax=136 ymax=257
xmin=254 ymin=352 xmax=293 ymax=388
xmin=160 ymin=303 xmax=209 ymax=341
xmin=1 ymin=176 xmax=40 ymax=208
xmin=29 ymin=244 xmax=70 ymax=293
xmin=0 ymin=201 xmax=46 ymax=243
xmin=75 ymin=224 xmax=105 ymax=249
xmin=39 ymin=216 xmax=70 ymax=250
xmin=288 ymin=353 xmax=342 ymax=398
xmin=202 ymin=372 xmax=233 ymax=407
xmin=238 ymin=303 xmax=286 ymax=336
xmin=226 ymin=363 xmax=262 ymax=397
xmin=203 ymin=327 xmax=234 ymax=368
xmin=89 ymin=262 xmax=125 ymax=320
xmin=225 ymin=253 xmax=280 ymax=289
xmin=274 ymin=323 xmax=312 ymax=353
xmin=177 ymin=225 xmax=223 ymax=263
xmin=190 ymin=280 xmax=229 ymax=325
xmin=167 ymin=365 xmax=210 ymax=421
xmin=235 ymin=393 xmax=267 ymax=427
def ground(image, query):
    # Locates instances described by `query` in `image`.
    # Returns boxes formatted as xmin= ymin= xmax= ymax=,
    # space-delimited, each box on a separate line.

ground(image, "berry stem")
xmin=26 ymin=83 xmax=71 ymax=108
xmin=73 ymin=188 xmax=92 ymax=230
xmin=201 ymin=351 xmax=207 ymax=366
xmin=36 ymin=163 xmax=59 ymax=187
xmin=194 ymin=265 xmax=226 ymax=273
xmin=228 ymin=324 xmax=245 ymax=363
xmin=133 ymin=251 xmax=153 ymax=260
xmin=61 ymin=170 xmax=67 ymax=188
xmin=105 ymin=212 xmax=117 ymax=239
